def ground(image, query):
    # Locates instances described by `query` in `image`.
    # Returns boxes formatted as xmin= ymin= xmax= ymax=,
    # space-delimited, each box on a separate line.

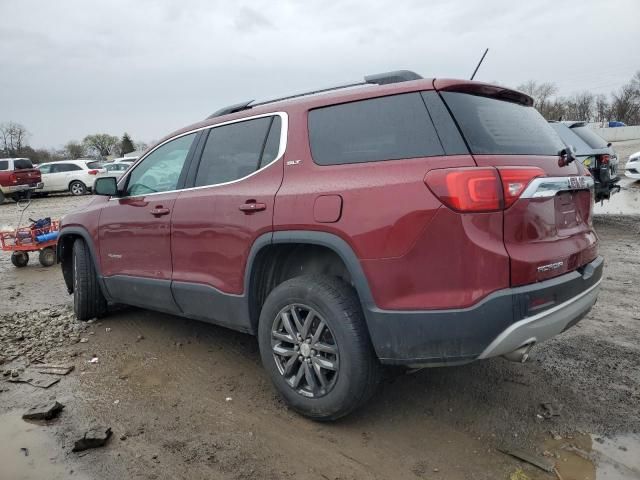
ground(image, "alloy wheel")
xmin=271 ymin=304 xmax=339 ymax=398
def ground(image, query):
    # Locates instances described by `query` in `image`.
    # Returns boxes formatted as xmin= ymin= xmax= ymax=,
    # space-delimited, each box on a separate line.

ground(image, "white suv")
xmin=38 ymin=160 xmax=105 ymax=195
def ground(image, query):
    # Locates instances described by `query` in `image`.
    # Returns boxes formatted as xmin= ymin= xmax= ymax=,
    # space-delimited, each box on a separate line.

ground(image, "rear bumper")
xmin=365 ymin=256 xmax=603 ymax=366
xmin=1 ymin=182 xmax=42 ymax=194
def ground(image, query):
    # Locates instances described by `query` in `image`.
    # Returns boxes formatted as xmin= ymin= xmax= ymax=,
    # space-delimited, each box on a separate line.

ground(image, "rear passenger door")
xmin=170 ymin=114 xmax=285 ymax=329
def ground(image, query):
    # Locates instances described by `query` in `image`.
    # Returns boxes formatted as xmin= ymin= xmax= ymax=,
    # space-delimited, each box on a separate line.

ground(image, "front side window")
xmin=39 ymin=164 xmax=52 ymax=174
xmin=308 ymin=93 xmax=444 ymax=165
xmin=126 ymin=133 xmax=196 ymax=196
xmin=195 ymin=116 xmax=276 ymax=187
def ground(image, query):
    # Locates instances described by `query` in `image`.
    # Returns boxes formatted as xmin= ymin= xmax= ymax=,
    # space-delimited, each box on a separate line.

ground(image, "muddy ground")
xmin=1 ymin=141 xmax=640 ymax=480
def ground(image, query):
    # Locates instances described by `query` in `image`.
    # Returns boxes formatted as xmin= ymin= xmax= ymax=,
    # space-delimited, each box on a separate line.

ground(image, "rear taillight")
xmin=497 ymin=167 xmax=545 ymax=208
xmin=88 ymin=169 xmax=99 ymax=175
xmin=598 ymin=154 xmax=610 ymax=165
xmin=424 ymin=167 xmax=544 ymax=212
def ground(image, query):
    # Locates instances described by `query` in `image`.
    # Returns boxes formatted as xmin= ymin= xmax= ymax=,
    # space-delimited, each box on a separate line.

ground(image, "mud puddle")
xmin=0 ymin=411 xmax=86 ymax=480
xmin=544 ymin=433 xmax=640 ymax=480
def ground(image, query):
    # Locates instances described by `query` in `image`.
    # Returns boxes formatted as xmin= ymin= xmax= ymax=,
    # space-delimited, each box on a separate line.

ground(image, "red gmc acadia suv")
xmin=58 ymin=71 xmax=603 ymax=420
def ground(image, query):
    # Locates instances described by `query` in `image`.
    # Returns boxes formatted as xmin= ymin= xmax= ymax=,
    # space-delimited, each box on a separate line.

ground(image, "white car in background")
xmin=37 ymin=159 xmax=105 ymax=196
xmin=98 ymin=162 xmax=131 ymax=180
xmin=625 ymin=151 xmax=640 ymax=180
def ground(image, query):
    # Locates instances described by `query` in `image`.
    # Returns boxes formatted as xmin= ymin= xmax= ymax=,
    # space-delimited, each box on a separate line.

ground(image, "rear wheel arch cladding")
xmin=246 ymin=232 xmax=376 ymax=334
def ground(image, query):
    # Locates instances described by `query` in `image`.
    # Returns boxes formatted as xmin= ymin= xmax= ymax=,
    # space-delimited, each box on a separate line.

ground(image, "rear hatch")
xmin=435 ymin=80 xmax=598 ymax=286
xmin=13 ymin=158 xmax=41 ymax=185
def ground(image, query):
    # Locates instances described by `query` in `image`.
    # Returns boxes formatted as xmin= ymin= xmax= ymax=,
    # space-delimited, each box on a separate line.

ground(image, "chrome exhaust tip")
xmin=503 ymin=343 xmax=534 ymax=363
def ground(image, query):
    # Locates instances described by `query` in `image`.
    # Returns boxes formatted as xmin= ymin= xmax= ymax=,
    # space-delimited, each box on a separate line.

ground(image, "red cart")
xmin=0 ymin=218 xmax=59 ymax=267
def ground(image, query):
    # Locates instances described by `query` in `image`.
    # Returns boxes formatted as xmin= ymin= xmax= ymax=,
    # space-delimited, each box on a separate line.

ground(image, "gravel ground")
xmin=1 ymin=142 xmax=640 ymax=479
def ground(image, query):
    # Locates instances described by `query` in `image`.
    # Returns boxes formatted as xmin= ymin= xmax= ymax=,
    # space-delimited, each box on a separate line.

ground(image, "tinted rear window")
xmin=308 ymin=93 xmax=444 ymax=165
xmin=86 ymin=161 xmax=103 ymax=169
xmin=14 ymin=159 xmax=33 ymax=169
xmin=570 ymin=126 xmax=608 ymax=149
xmin=441 ymin=92 xmax=564 ymax=156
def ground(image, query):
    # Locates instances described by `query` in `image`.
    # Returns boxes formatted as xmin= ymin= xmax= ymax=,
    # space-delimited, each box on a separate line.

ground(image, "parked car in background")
xmin=113 ymin=156 xmax=138 ymax=164
xmin=58 ymin=71 xmax=602 ymax=420
xmin=608 ymin=121 xmax=626 ymax=128
xmin=98 ymin=162 xmax=131 ymax=180
xmin=625 ymin=151 xmax=640 ymax=180
xmin=549 ymin=121 xmax=620 ymax=202
xmin=38 ymin=160 xmax=105 ymax=196
xmin=0 ymin=157 xmax=42 ymax=203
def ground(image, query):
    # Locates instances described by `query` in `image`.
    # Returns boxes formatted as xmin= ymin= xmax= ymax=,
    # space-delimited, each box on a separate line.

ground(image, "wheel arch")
xmin=57 ymin=227 xmax=108 ymax=298
xmin=245 ymin=231 xmax=375 ymax=334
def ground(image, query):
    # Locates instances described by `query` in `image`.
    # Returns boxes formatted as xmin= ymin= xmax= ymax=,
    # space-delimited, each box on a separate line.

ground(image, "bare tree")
xmin=65 ymin=141 xmax=86 ymax=159
xmin=610 ymin=84 xmax=640 ymax=125
xmin=594 ymin=94 xmax=610 ymax=124
xmin=0 ymin=122 xmax=30 ymax=156
xmin=517 ymin=80 xmax=558 ymax=118
xmin=83 ymin=133 xmax=119 ymax=159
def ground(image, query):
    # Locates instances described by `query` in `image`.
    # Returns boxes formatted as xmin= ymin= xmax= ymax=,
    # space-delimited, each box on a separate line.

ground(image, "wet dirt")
xmin=0 ymin=411 xmax=88 ymax=480
xmin=1 ymin=148 xmax=640 ymax=479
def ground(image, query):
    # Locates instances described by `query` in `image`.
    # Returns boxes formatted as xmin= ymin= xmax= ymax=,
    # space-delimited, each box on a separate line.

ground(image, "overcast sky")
xmin=1 ymin=0 xmax=638 ymax=148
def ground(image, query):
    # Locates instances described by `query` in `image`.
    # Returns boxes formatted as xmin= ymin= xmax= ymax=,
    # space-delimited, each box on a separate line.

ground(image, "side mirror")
xmin=94 ymin=177 xmax=118 ymax=196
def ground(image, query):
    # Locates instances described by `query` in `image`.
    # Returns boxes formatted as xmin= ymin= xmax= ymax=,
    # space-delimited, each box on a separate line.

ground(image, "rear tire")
xmin=39 ymin=247 xmax=56 ymax=267
xmin=69 ymin=181 xmax=87 ymax=196
xmin=11 ymin=251 xmax=29 ymax=267
xmin=72 ymin=238 xmax=107 ymax=320
xmin=0 ymin=191 xmax=4 ymax=204
xmin=258 ymin=275 xmax=380 ymax=421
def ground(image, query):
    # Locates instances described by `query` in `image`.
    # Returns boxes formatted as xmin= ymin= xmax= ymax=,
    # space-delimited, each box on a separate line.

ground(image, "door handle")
xmin=239 ymin=202 xmax=266 ymax=213
xmin=150 ymin=207 xmax=170 ymax=216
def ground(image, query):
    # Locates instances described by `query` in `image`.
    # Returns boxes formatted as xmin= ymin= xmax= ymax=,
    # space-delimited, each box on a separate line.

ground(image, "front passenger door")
xmin=98 ymin=133 xmax=198 ymax=313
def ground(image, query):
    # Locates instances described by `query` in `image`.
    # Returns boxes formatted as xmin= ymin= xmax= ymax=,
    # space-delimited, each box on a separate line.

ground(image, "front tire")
xmin=258 ymin=275 xmax=380 ymax=421
xmin=72 ymin=239 xmax=107 ymax=320
xmin=69 ymin=181 xmax=87 ymax=196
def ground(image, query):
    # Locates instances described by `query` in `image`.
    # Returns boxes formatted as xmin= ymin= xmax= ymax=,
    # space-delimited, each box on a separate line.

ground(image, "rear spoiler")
xmin=433 ymin=79 xmax=533 ymax=107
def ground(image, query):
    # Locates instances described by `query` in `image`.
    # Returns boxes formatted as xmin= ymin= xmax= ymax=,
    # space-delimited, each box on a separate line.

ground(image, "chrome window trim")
xmin=520 ymin=176 xmax=594 ymax=199
xmin=111 ymin=111 xmax=288 ymax=200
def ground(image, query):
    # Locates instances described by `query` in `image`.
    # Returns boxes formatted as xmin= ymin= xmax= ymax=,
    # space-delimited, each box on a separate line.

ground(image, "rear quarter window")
xmin=308 ymin=92 xmax=444 ymax=165
xmin=441 ymin=92 xmax=565 ymax=156
xmin=0 ymin=160 xmax=8 ymax=171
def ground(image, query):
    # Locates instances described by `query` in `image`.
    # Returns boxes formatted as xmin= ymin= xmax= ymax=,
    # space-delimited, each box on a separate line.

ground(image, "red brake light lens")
xmin=88 ymin=169 xmax=99 ymax=175
xmin=425 ymin=168 xmax=501 ymax=212
xmin=497 ymin=167 xmax=545 ymax=208
xmin=425 ymin=166 xmax=545 ymax=212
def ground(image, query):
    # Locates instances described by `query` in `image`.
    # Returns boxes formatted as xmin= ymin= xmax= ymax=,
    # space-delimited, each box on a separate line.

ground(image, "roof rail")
xmin=206 ymin=70 xmax=423 ymax=119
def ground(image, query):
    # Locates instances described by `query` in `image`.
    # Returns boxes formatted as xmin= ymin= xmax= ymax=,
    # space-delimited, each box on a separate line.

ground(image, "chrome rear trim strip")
xmin=520 ymin=176 xmax=594 ymax=199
